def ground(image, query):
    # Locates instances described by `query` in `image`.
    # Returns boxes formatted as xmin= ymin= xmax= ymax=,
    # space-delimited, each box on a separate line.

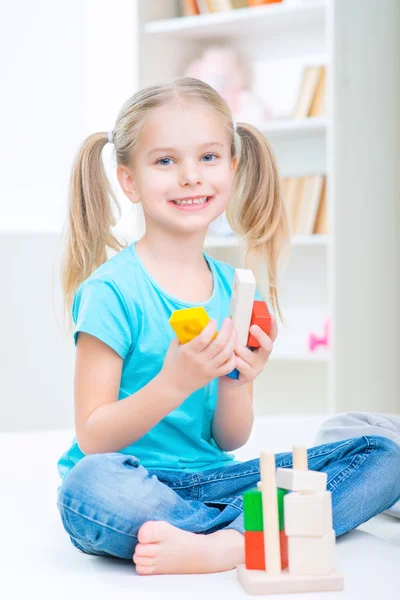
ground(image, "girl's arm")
xmin=74 ymin=332 xmax=186 ymax=455
xmin=211 ymin=316 xmax=278 ymax=452
xmin=211 ymin=380 xmax=254 ymax=452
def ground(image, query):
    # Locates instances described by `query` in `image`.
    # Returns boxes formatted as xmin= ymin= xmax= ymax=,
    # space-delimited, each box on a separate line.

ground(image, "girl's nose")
xmin=179 ymin=163 xmax=202 ymax=187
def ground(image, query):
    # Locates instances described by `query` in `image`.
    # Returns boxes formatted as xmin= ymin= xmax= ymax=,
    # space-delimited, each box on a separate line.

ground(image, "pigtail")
xmin=61 ymin=132 xmax=126 ymax=329
xmin=227 ymin=122 xmax=290 ymax=324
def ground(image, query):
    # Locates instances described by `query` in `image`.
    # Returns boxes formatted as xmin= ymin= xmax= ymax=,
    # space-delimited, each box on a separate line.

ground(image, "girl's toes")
xmin=135 ymin=562 xmax=157 ymax=576
xmin=134 ymin=542 xmax=157 ymax=558
xmin=133 ymin=554 xmax=156 ymax=568
xmin=137 ymin=521 xmax=158 ymax=544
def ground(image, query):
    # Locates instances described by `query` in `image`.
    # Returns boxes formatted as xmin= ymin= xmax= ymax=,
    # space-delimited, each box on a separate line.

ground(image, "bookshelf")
xmin=145 ymin=1 xmax=327 ymax=38
xmin=204 ymin=234 xmax=328 ymax=248
xmin=126 ymin=0 xmax=400 ymax=416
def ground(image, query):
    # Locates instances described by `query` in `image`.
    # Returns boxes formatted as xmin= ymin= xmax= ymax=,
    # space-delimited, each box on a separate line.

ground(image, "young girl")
xmin=57 ymin=76 xmax=400 ymax=576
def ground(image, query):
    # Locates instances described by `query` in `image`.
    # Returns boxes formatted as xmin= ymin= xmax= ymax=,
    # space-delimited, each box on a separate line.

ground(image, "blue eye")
xmin=202 ymin=152 xmax=218 ymax=162
xmin=155 ymin=152 xmax=218 ymax=166
xmin=156 ymin=157 xmax=173 ymax=166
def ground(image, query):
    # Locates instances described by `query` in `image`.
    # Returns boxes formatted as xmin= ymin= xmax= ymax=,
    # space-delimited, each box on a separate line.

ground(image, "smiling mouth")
xmin=169 ymin=197 xmax=214 ymax=213
xmin=171 ymin=196 xmax=211 ymax=206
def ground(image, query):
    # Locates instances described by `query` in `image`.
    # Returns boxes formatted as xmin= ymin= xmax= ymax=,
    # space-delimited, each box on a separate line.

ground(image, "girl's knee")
xmin=366 ymin=435 xmax=400 ymax=497
xmin=59 ymin=453 xmax=144 ymax=497
xmin=369 ymin=435 xmax=400 ymax=466
xmin=57 ymin=453 xmax=158 ymax=557
xmin=367 ymin=434 xmax=400 ymax=457
xmin=57 ymin=452 xmax=159 ymax=524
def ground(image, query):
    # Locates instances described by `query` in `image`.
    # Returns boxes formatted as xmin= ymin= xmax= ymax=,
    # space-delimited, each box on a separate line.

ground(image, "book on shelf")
xmin=309 ymin=65 xmax=326 ymax=117
xmin=296 ymin=175 xmax=325 ymax=234
xmin=293 ymin=65 xmax=326 ymax=119
xmin=252 ymin=57 xmax=326 ymax=121
xmin=282 ymin=175 xmax=327 ymax=235
xmin=283 ymin=177 xmax=305 ymax=234
xmin=313 ymin=176 xmax=327 ymax=234
xmin=179 ymin=0 xmax=200 ymax=16
xmin=179 ymin=0 xmax=249 ymax=16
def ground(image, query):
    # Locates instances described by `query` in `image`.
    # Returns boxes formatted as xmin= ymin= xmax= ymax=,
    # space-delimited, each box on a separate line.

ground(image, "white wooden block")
xmin=292 ymin=446 xmax=308 ymax=470
xmin=237 ymin=565 xmax=344 ymax=595
xmin=276 ymin=468 xmax=327 ymax=493
xmin=289 ymin=530 xmax=336 ymax=576
xmin=230 ymin=269 xmax=256 ymax=346
xmin=260 ymin=452 xmax=282 ymax=575
xmin=284 ymin=491 xmax=332 ymax=537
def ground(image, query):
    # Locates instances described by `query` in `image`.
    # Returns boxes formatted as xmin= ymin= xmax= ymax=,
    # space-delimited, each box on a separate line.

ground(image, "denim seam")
xmin=57 ymin=501 xmax=138 ymax=541
xmin=183 ymin=440 xmax=356 ymax=487
xmin=305 ymin=439 xmax=355 ymax=460
xmin=158 ymin=441 xmax=357 ymax=491
xmin=327 ymin=436 xmax=373 ymax=492
xmin=159 ymin=471 xmax=199 ymax=491
xmin=166 ymin=468 xmax=259 ymax=491
xmin=202 ymin=440 xmax=356 ymax=484
xmin=196 ymin=469 xmax=260 ymax=486
xmin=275 ymin=439 xmax=356 ymax=469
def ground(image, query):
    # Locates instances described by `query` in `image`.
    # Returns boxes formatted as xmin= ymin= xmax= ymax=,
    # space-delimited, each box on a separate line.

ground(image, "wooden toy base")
xmin=237 ymin=565 xmax=344 ymax=595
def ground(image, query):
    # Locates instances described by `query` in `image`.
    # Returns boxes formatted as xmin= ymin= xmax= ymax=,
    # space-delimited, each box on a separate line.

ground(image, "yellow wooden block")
xmin=169 ymin=307 xmax=217 ymax=344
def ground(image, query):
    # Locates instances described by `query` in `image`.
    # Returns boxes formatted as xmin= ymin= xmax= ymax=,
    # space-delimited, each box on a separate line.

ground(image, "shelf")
xmin=269 ymin=309 xmax=330 ymax=363
xmin=13 ymin=231 xmax=327 ymax=247
xmin=261 ymin=118 xmax=327 ymax=177
xmin=260 ymin=117 xmax=328 ymax=138
xmin=292 ymin=234 xmax=328 ymax=246
xmin=0 ymin=229 xmax=63 ymax=235
xmin=145 ymin=1 xmax=327 ymax=39
xmin=204 ymin=234 xmax=328 ymax=248
xmin=136 ymin=0 xmax=400 ymax=414
xmin=270 ymin=349 xmax=330 ymax=362
xmin=0 ymin=232 xmax=328 ymax=248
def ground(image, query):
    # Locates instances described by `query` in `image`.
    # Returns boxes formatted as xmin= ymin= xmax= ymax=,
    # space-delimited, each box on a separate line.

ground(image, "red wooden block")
xmin=244 ymin=530 xmax=289 ymax=571
xmin=247 ymin=300 xmax=271 ymax=348
xmin=245 ymin=531 xmax=265 ymax=570
xmin=280 ymin=529 xmax=289 ymax=570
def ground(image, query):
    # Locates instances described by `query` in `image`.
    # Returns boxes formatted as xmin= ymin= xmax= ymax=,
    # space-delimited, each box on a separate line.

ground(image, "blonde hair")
xmin=61 ymin=76 xmax=290 ymax=327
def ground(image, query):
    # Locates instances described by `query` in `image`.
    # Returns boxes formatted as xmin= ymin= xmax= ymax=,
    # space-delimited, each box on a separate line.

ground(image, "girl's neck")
xmin=134 ymin=230 xmax=214 ymax=304
xmin=135 ymin=231 xmax=208 ymax=274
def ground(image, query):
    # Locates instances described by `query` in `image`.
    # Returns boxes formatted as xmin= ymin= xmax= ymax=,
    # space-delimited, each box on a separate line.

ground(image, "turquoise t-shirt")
xmin=57 ymin=240 xmax=263 ymax=482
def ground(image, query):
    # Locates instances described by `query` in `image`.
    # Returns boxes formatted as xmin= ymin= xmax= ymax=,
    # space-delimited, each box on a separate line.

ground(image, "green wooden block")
xmin=243 ymin=488 xmax=263 ymax=531
xmin=243 ymin=487 xmax=288 ymax=532
xmin=277 ymin=488 xmax=287 ymax=530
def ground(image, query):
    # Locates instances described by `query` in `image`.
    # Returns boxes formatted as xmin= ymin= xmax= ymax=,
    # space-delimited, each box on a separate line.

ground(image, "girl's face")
xmin=118 ymin=102 xmax=237 ymax=236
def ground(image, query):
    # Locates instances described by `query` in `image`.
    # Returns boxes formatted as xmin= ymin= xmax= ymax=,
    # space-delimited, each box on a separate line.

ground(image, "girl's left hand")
xmin=219 ymin=315 xmax=278 ymax=386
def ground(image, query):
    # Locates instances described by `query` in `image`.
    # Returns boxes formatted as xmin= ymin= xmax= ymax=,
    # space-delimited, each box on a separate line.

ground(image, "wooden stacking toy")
xmin=237 ymin=447 xmax=344 ymax=595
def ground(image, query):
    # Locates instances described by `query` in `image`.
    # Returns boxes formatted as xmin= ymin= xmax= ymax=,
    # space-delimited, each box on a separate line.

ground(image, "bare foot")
xmin=133 ymin=520 xmax=244 ymax=575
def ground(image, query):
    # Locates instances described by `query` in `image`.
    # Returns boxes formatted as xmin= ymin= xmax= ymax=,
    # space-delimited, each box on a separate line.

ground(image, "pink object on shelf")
xmin=184 ymin=46 xmax=273 ymax=123
xmin=308 ymin=318 xmax=330 ymax=352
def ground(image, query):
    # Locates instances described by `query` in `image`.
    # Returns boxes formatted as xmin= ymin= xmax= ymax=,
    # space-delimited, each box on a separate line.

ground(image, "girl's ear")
xmin=117 ymin=165 xmax=140 ymax=204
xmin=231 ymin=156 xmax=238 ymax=174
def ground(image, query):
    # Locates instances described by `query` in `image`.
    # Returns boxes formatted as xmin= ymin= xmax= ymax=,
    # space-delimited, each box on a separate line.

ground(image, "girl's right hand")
xmin=161 ymin=317 xmax=237 ymax=400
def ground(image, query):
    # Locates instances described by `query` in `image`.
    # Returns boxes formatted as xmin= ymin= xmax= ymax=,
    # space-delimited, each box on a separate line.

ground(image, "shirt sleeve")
xmin=72 ymin=278 xmax=134 ymax=359
xmin=255 ymin=286 xmax=264 ymax=302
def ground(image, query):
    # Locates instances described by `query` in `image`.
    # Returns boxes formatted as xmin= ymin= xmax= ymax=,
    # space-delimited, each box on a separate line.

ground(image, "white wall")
xmin=0 ymin=1 xmax=140 ymax=432
xmin=0 ymin=0 xmax=87 ymax=232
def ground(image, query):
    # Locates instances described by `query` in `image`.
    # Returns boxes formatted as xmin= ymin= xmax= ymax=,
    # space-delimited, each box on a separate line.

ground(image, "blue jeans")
xmin=57 ymin=435 xmax=400 ymax=561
